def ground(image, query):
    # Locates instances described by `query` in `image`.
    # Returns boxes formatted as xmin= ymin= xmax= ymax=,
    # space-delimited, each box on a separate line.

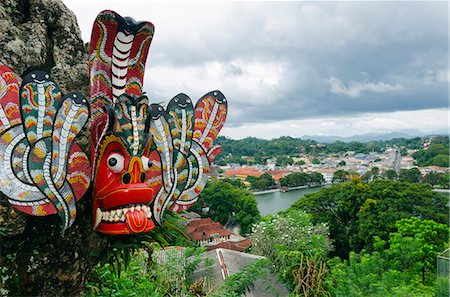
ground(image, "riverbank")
xmin=253 ymin=188 xmax=280 ymax=195
xmin=253 ymin=183 xmax=330 ymax=195
xmin=254 ymin=187 xmax=324 ymax=216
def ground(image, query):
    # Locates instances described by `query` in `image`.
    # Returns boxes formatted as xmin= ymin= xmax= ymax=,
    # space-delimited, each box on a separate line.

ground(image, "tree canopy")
xmin=290 ymin=178 xmax=449 ymax=258
xmin=245 ymin=173 xmax=276 ymax=191
xmin=191 ymin=179 xmax=261 ymax=235
xmin=412 ymin=140 xmax=449 ymax=167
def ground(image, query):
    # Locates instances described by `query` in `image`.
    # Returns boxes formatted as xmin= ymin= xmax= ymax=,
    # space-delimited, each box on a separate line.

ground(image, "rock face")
xmin=0 ymin=0 xmax=89 ymax=95
xmin=0 ymin=1 xmax=104 ymax=296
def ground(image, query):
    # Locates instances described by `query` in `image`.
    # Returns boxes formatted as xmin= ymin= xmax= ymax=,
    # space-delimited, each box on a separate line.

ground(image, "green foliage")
xmin=251 ymin=210 xmax=332 ymax=294
xmin=328 ymin=251 xmax=434 ymax=297
xmin=83 ymin=252 xmax=160 ymax=297
xmin=371 ymin=167 xmax=379 ymax=177
xmin=398 ymin=167 xmax=422 ymax=183
xmin=413 ymin=139 xmax=449 ymax=167
xmin=215 ymin=136 xmax=428 ymax=165
xmin=309 ymin=172 xmax=325 ymax=184
xmin=296 ymin=159 xmax=306 ymax=165
xmin=423 ymin=171 xmax=448 ymax=187
xmin=194 ymin=179 xmax=260 ymax=235
xmin=382 ymin=217 xmax=449 ymax=284
xmin=332 ymin=169 xmax=349 ymax=183
xmin=84 ymin=247 xmax=205 ymax=297
xmin=246 ymin=173 xmax=276 ymax=190
xmin=362 ymin=167 xmax=380 ymax=182
xmin=280 ymin=172 xmax=309 ymax=187
xmin=214 ymin=136 xmax=317 ymax=165
xmin=441 ymin=173 xmax=450 ymax=188
xmin=277 ymin=155 xmax=294 ymax=166
xmin=235 ymin=193 xmax=260 ymax=235
xmin=328 ymin=217 xmax=448 ymax=295
xmin=222 ymin=177 xmax=245 ymax=188
xmin=337 ymin=160 xmax=346 ymax=166
xmin=382 ymin=169 xmax=397 ymax=180
xmin=279 ymin=172 xmax=325 ymax=187
xmin=291 ymin=179 xmax=449 ymax=258
xmin=312 ymin=157 xmax=321 ymax=165
xmin=321 ymin=138 xmax=423 ymax=154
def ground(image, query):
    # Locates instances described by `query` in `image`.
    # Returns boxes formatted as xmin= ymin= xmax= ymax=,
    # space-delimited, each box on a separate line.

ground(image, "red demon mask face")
xmin=88 ymin=10 xmax=227 ymax=236
xmin=92 ymin=134 xmax=158 ymax=235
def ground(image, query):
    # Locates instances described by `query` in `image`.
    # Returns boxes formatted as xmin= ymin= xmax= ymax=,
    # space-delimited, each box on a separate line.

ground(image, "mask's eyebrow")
xmin=109 ymin=149 xmax=125 ymax=156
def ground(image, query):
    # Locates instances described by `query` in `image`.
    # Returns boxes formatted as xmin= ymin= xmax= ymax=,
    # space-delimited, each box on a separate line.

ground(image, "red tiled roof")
xmin=188 ymin=217 xmax=214 ymax=228
xmin=187 ymin=218 xmax=233 ymax=241
xmin=206 ymin=239 xmax=252 ymax=252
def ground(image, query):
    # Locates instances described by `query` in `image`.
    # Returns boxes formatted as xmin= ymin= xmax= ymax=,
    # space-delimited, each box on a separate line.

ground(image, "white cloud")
xmin=144 ymin=60 xmax=286 ymax=106
xmin=221 ymin=108 xmax=448 ymax=139
xmin=327 ymin=76 xmax=404 ymax=97
xmin=423 ymin=69 xmax=449 ymax=84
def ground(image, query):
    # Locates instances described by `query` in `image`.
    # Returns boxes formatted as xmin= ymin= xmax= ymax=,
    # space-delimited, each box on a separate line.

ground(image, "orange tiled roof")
xmin=223 ymin=168 xmax=264 ymax=177
xmin=266 ymin=170 xmax=291 ymax=181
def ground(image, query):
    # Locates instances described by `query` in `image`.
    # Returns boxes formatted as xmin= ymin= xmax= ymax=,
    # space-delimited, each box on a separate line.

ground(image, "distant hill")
xmin=302 ymin=130 xmax=441 ymax=143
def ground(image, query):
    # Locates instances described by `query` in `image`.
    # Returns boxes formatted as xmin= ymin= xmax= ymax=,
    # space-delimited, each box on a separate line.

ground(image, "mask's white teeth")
xmin=93 ymin=208 xmax=103 ymax=229
xmin=98 ymin=205 xmax=153 ymax=223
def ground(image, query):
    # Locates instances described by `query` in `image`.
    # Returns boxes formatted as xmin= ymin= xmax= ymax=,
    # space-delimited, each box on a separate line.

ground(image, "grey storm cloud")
xmin=143 ymin=2 xmax=448 ymax=126
xmin=64 ymin=0 xmax=448 ymax=135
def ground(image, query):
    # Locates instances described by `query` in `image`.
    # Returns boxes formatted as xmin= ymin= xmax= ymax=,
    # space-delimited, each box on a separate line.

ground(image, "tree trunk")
xmin=0 ymin=1 xmax=107 ymax=295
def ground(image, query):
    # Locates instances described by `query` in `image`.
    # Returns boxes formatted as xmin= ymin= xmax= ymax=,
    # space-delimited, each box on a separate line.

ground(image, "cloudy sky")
xmin=62 ymin=1 xmax=448 ymax=139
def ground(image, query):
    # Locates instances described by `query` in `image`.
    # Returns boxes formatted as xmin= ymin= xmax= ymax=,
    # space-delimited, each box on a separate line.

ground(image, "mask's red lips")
xmin=94 ymin=186 xmax=154 ymax=210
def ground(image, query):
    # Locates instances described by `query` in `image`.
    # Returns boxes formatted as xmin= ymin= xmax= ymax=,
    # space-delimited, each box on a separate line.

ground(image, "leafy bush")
xmin=328 ymin=217 xmax=448 ymax=296
xmin=251 ymin=210 xmax=332 ymax=295
xmin=328 ymin=251 xmax=434 ymax=297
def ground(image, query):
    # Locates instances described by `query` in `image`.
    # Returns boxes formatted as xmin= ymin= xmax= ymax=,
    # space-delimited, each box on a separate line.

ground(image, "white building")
xmin=314 ymin=168 xmax=335 ymax=184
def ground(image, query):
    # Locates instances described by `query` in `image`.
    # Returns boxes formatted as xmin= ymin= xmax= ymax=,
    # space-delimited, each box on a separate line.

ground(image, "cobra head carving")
xmin=0 ymin=63 xmax=91 ymax=233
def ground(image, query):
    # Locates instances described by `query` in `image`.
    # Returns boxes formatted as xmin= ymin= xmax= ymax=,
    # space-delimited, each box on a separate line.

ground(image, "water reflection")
xmin=254 ymin=187 xmax=323 ymax=216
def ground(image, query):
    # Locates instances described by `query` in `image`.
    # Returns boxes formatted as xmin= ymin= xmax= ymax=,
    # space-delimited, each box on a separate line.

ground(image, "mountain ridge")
xmin=302 ymin=130 xmax=448 ymax=143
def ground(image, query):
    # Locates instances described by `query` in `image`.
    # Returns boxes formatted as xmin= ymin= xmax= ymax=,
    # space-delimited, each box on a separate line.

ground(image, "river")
xmin=254 ymin=187 xmax=323 ymax=216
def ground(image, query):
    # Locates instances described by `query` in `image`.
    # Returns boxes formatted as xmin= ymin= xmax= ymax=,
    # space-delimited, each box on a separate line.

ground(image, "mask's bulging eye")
xmin=107 ymin=153 xmax=125 ymax=173
xmin=142 ymin=156 xmax=153 ymax=171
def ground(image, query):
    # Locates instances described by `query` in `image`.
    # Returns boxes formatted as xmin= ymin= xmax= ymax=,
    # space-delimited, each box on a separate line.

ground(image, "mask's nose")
xmin=122 ymin=157 xmax=145 ymax=184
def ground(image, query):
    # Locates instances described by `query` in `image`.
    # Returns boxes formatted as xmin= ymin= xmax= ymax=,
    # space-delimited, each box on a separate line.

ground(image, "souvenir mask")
xmin=89 ymin=11 xmax=228 ymax=235
xmin=0 ymin=10 xmax=227 ymax=235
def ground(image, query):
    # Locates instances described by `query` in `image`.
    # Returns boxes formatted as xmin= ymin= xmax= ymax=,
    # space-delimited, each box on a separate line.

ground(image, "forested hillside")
xmin=214 ymin=135 xmax=437 ymax=165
